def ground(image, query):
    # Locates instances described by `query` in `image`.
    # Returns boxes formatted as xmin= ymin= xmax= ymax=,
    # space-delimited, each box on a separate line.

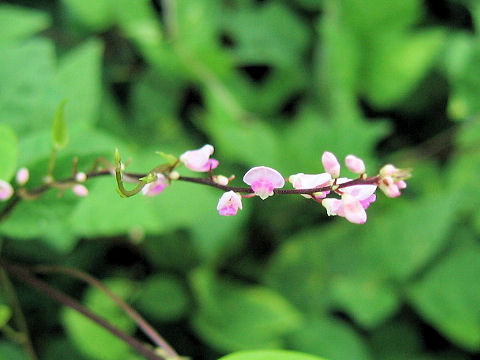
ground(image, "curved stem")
xmin=33 ymin=265 xmax=178 ymax=358
xmin=0 ymin=268 xmax=38 ymax=360
xmin=0 ymin=260 xmax=166 ymax=360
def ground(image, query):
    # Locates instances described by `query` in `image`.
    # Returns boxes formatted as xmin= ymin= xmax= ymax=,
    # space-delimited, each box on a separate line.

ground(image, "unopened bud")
xmin=16 ymin=167 xmax=30 ymax=185
xmin=322 ymin=151 xmax=340 ymax=178
xmin=72 ymin=184 xmax=88 ymax=197
xmin=0 ymin=180 xmax=14 ymax=201
xmin=345 ymin=155 xmax=365 ymax=174
xmin=169 ymin=171 xmax=180 ymax=180
xmin=75 ymin=172 xmax=87 ymax=182
xmin=213 ymin=175 xmax=229 ymax=186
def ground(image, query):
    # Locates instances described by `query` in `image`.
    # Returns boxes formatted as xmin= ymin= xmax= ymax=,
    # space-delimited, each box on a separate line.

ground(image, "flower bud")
xmin=0 ymin=180 xmax=14 ymax=201
xmin=345 ymin=155 xmax=365 ymax=174
xmin=16 ymin=167 xmax=30 ymax=185
xmin=169 ymin=171 xmax=180 ymax=180
xmin=322 ymin=152 xmax=340 ymax=178
xmin=213 ymin=175 xmax=229 ymax=186
xmin=72 ymin=184 xmax=88 ymax=197
xmin=75 ymin=172 xmax=87 ymax=182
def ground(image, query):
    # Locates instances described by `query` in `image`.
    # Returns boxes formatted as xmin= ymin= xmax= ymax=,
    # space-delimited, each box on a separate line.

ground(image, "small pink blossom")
xmin=180 ymin=144 xmax=219 ymax=172
xmin=72 ymin=184 xmax=88 ymax=197
xmin=322 ymin=178 xmax=377 ymax=224
xmin=0 ymin=180 xmax=14 ymax=201
xmin=322 ymin=151 xmax=340 ymax=178
xmin=217 ymin=191 xmax=242 ymax=216
xmin=345 ymin=155 xmax=365 ymax=174
xmin=142 ymin=174 xmax=168 ymax=197
xmin=16 ymin=167 xmax=30 ymax=185
xmin=243 ymin=166 xmax=285 ymax=200
xmin=288 ymin=173 xmax=331 ymax=199
xmin=379 ymin=164 xmax=409 ymax=198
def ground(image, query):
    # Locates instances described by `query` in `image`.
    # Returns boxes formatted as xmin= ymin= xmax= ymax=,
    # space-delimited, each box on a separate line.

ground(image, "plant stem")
xmin=0 ymin=268 xmax=38 ymax=360
xmin=33 ymin=265 xmax=178 ymax=358
xmin=0 ymin=260 xmax=166 ymax=360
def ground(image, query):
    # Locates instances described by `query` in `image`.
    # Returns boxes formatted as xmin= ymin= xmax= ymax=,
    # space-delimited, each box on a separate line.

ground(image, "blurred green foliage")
xmin=0 ymin=0 xmax=480 ymax=360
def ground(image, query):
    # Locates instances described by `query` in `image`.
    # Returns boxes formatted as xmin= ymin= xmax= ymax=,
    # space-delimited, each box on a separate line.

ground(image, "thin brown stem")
xmin=33 ymin=265 xmax=178 ymax=358
xmin=0 ymin=268 xmax=38 ymax=360
xmin=0 ymin=260 xmax=166 ymax=360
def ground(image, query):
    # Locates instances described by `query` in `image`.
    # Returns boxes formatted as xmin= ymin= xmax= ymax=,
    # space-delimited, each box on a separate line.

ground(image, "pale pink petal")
xmin=142 ymin=174 xmax=168 ymax=196
xmin=342 ymin=193 xmax=367 ymax=224
xmin=217 ymin=191 xmax=242 ymax=216
xmin=72 ymin=184 xmax=88 ymax=197
xmin=0 ymin=180 xmax=14 ymax=201
xmin=16 ymin=168 xmax=29 ymax=185
xmin=289 ymin=173 xmax=331 ymax=199
xmin=337 ymin=178 xmax=377 ymax=201
xmin=322 ymin=151 xmax=340 ymax=178
xmin=345 ymin=155 xmax=366 ymax=174
xmin=180 ymin=144 xmax=219 ymax=172
xmin=322 ymin=198 xmax=343 ymax=216
xmin=243 ymin=166 xmax=284 ymax=200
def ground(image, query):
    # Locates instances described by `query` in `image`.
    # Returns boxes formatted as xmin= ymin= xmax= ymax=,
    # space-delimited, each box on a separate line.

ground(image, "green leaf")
xmin=0 ymin=193 xmax=78 ymax=253
xmin=190 ymin=268 xmax=301 ymax=352
xmin=0 ymin=40 xmax=59 ymax=135
xmin=361 ymin=29 xmax=445 ymax=107
xmin=0 ymin=124 xmax=18 ymax=180
xmin=288 ymin=317 xmax=372 ymax=360
xmin=61 ymin=0 xmax=116 ymax=31
xmin=218 ymin=350 xmax=327 ymax=360
xmin=56 ymin=40 xmax=104 ymax=129
xmin=0 ymin=5 xmax=51 ymax=43
xmin=0 ymin=304 xmax=12 ymax=329
xmin=407 ymin=234 xmax=480 ymax=351
xmin=133 ymin=274 xmax=189 ymax=322
xmin=52 ymin=100 xmax=69 ymax=150
xmin=0 ymin=341 xmax=28 ymax=360
xmin=62 ymin=278 xmax=136 ymax=360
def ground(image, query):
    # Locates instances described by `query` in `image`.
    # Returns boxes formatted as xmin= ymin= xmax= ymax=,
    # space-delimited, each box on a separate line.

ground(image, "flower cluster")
xmin=135 ymin=145 xmax=410 ymax=224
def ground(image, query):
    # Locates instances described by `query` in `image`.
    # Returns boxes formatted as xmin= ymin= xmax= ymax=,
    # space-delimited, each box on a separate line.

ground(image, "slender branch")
xmin=0 ymin=268 xmax=38 ymax=360
xmin=33 ymin=265 xmax=178 ymax=358
xmin=0 ymin=260 xmax=166 ymax=360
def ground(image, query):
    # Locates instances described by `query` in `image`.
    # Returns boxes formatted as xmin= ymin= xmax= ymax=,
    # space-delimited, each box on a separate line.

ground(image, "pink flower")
xmin=345 ymin=155 xmax=365 ymax=174
xmin=142 ymin=174 xmax=168 ymax=197
xmin=243 ymin=166 xmax=285 ymax=200
xmin=379 ymin=164 xmax=409 ymax=198
xmin=72 ymin=184 xmax=88 ymax=197
xmin=16 ymin=167 xmax=30 ymax=185
xmin=288 ymin=173 xmax=331 ymax=199
xmin=0 ymin=180 xmax=14 ymax=201
xmin=180 ymin=144 xmax=219 ymax=172
xmin=217 ymin=191 xmax=242 ymax=216
xmin=322 ymin=178 xmax=377 ymax=224
xmin=322 ymin=152 xmax=341 ymax=178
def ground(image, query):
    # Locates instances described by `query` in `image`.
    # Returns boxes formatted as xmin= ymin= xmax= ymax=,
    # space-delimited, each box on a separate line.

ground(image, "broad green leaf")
xmin=52 ymin=100 xmax=69 ymax=150
xmin=219 ymin=350 xmax=327 ymax=360
xmin=0 ymin=124 xmax=18 ymax=180
xmin=0 ymin=5 xmax=50 ymax=43
xmin=0 ymin=341 xmax=28 ymax=360
xmin=0 ymin=40 xmax=59 ymax=134
xmin=288 ymin=317 xmax=372 ymax=360
xmin=132 ymin=274 xmax=189 ymax=322
xmin=359 ymin=192 xmax=456 ymax=281
xmin=0 ymin=193 xmax=78 ymax=253
xmin=330 ymin=275 xmax=401 ymax=328
xmin=190 ymin=268 xmax=301 ymax=352
xmin=361 ymin=29 xmax=445 ymax=107
xmin=408 ymin=234 xmax=480 ymax=351
xmin=61 ymin=0 xmax=116 ymax=31
xmin=56 ymin=40 xmax=104 ymax=129
xmin=222 ymin=2 xmax=310 ymax=68
xmin=62 ymin=278 xmax=136 ymax=360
